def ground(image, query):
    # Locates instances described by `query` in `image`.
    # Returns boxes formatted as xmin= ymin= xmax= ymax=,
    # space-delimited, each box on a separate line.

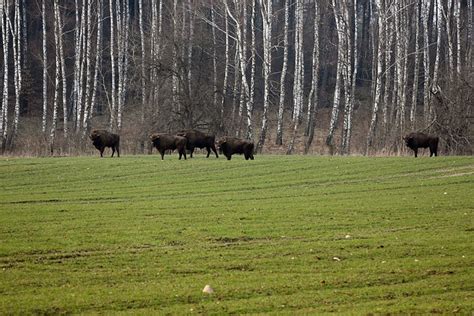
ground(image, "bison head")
xmin=150 ymin=134 xmax=160 ymax=146
xmin=403 ymin=134 xmax=415 ymax=147
xmin=89 ymin=130 xmax=101 ymax=141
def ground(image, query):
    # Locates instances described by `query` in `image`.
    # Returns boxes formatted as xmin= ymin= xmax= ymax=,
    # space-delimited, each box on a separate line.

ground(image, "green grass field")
xmin=0 ymin=154 xmax=473 ymax=314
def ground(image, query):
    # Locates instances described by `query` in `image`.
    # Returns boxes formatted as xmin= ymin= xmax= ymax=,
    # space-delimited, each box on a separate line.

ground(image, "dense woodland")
xmin=0 ymin=0 xmax=473 ymax=156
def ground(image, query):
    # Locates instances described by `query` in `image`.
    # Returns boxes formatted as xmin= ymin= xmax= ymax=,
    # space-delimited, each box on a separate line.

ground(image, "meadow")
xmin=0 ymin=154 xmax=473 ymax=314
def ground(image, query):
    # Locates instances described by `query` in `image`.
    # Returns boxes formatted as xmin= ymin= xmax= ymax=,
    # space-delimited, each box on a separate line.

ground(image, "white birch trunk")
xmin=326 ymin=0 xmax=344 ymax=147
xmin=341 ymin=0 xmax=358 ymax=155
xmin=0 ymin=0 xmax=9 ymax=145
xmin=50 ymin=0 xmax=61 ymax=154
xmin=366 ymin=0 xmax=384 ymax=153
xmin=211 ymin=1 xmax=218 ymax=112
xmin=238 ymin=0 xmax=247 ymax=120
xmin=81 ymin=0 xmax=93 ymax=135
xmin=454 ymin=0 xmax=461 ymax=75
xmin=220 ymin=6 xmax=230 ymax=129
xmin=382 ymin=2 xmax=394 ymax=127
xmin=432 ymin=0 xmax=442 ymax=88
xmin=248 ymin=0 xmax=256 ymax=139
xmin=287 ymin=0 xmax=304 ymax=154
xmin=109 ymin=0 xmax=117 ymax=130
xmin=84 ymin=0 xmax=103 ymax=135
xmin=409 ymin=0 xmax=420 ymax=129
xmin=257 ymin=0 xmax=272 ymax=149
xmin=446 ymin=0 xmax=454 ymax=80
xmin=138 ymin=0 xmax=146 ymax=128
xmin=275 ymin=0 xmax=290 ymax=146
xmin=10 ymin=0 xmax=22 ymax=143
xmin=41 ymin=0 xmax=47 ymax=134
xmin=422 ymin=0 xmax=431 ymax=124
xmin=187 ymin=0 xmax=194 ymax=95
xmin=172 ymin=0 xmax=179 ymax=111
xmin=304 ymin=0 xmax=320 ymax=154
xmin=75 ymin=0 xmax=87 ymax=131
xmin=56 ymin=1 xmax=67 ymax=140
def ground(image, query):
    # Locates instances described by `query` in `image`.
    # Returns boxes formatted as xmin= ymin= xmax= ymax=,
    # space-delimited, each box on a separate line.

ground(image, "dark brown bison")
xmin=176 ymin=130 xmax=218 ymax=158
xmin=404 ymin=132 xmax=439 ymax=157
xmin=150 ymin=133 xmax=187 ymax=160
xmin=218 ymin=137 xmax=254 ymax=161
xmin=89 ymin=129 xmax=120 ymax=157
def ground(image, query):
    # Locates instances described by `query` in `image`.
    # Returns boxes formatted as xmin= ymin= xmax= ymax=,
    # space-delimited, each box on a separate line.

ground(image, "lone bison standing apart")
xmin=218 ymin=137 xmax=254 ymax=161
xmin=150 ymin=133 xmax=187 ymax=160
xmin=89 ymin=129 xmax=120 ymax=157
xmin=404 ymin=132 xmax=439 ymax=157
xmin=176 ymin=130 xmax=219 ymax=158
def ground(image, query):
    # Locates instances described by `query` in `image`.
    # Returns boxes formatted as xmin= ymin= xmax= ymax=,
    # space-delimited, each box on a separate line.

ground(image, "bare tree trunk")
xmin=56 ymin=0 xmax=67 ymax=143
xmin=84 ymin=0 xmax=102 ymax=135
xmin=257 ymin=0 xmax=272 ymax=150
xmin=226 ymin=0 xmax=251 ymax=139
xmin=287 ymin=0 xmax=304 ymax=154
xmin=275 ymin=0 xmax=290 ymax=146
xmin=187 ymin=0 xmax=194 ymax=96
xmin=326 ymin=0 xmax=344 ymax=149
xmin=453 ymin=0 xmax=461 ymax=75
xmin=172 ymin=0 xmax=179 ymax=112
xmin=432 ymin=0 xmax=442 ymax=90
xmin=211 ymin=1 xmax=218 ymax=113
xmin=248 ymin=0 xmax=256 ymax=140
xmin=0 ymin=0 xmax=10 ymax=150
xmin=41 ymin=0 xmax=47 ymax=134
xmin=304 ymin=0 xmax=320 ymax=154
xmin=445 ymin=0 xmax=454 ymax=81
xmin=382 ymin=1 xmax=394 ymax=129
xmin=409 ymin=0 xmax=420 ymax=129
xmin=422 ymin=0 xmax=431 ymax=124
xmin=50 ymin=0 xmax=61 ymax=155
xmin=109 ymin=0 xmax=117 ymax=130
xmin=220 ymin=5 xmax=230 ymax=131
xmin=75 ymin=0 xmax=86 ymax=132
xmin=367 ymin=0 xmax=384 ymax=154
xmin=9 ymin=0 xmax=22 ymax=148
xmin=81 ymin=0 xmax=93 ymax=136
xmin=341 ymin=0 xmax=358 ymax=155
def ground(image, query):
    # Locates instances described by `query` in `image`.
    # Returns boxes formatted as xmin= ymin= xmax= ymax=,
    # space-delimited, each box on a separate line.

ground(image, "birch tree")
xmin=41 ymin=0 xmax=47 ymax=134
xmin=422 ymin=0 xmax=431 ymax=124
xmin=367 ymin=0 xmax=384 ymax=153
xmin=56 ymin=1 xmax=67 ymax=141
xmin=304 ymin=0 xmax=321 ymax=154
xmin=275 ymin=0 xmax=290 ymax=146
xmin=257 ymin=0 xmax=272 ymax=149
xmin=326 ymin=0 xmax=345 ymax=148
xmin=8 ymin=0 xmax=22 ymax=147
xmin=50 ymin=0 xmax=61 ymax=154
xmin=0 ymin=0 xmax=9 ymax=150
xmin=287 ymin=0 xmax=304 ymax=154
xmin=83 ymin=0 xmax=103 ymax=135
xmin=409 ymin=0 xmax=420 ymax=129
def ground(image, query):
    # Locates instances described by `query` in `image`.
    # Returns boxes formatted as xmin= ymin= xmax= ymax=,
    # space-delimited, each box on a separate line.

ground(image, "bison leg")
xmin=159 ymin=150 xmax=165 ymax=160
xmin=190 ymin=147 xmax=194 ymax=158
xmin=206 ymin=147 xmax=211 ymax=158
xmin=116 ymin=145 xmax=120 ymax=158
xmin=210 ymin=145 xmax=219 ymax=158
xmin=100 ymin=147 xmax=105 ymax=158
xmin=413 ymin=148 xmax=418 ymax=157
xmin=111 ymin=147 xmax=115 ymax=157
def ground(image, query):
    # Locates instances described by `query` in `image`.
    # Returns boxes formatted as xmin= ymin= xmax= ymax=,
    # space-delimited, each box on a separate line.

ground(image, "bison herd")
xmin=90 ymin=129 xmax=439 ymax=159
xmin=90 ymin=129 xmax=255 ymax=160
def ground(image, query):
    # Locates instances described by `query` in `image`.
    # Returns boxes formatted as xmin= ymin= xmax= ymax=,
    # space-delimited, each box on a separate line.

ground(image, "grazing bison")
xmin=404 ymin=132 xmax=439 ymax=157
xmin=150 ymin=133 xmax=187 ymax=160
xmin=89 ymin=129 xmax=120 ymax=158
xmin=176 ymin=130 xmax=219 ymax=158
xmin=218 ymin=137 xmax=254 ymax=161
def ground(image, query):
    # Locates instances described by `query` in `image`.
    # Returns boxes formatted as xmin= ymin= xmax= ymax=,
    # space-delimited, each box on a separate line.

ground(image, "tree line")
xmin=0 ymin=0 xmax=472 ymax=155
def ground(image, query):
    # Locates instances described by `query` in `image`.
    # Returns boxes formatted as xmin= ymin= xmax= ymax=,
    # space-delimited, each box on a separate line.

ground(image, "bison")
xmin=89 ymin=129 xmax=120 ymax=157
xmin=150 ymin=133 xmax=187 ymax=160
xmin=176 ymin=130 xmax=219 ymax=158
xmin=403 ymin=132 xmax=439 ymax=157
xmin=218 ymin=137 xmax=254 ymax=161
